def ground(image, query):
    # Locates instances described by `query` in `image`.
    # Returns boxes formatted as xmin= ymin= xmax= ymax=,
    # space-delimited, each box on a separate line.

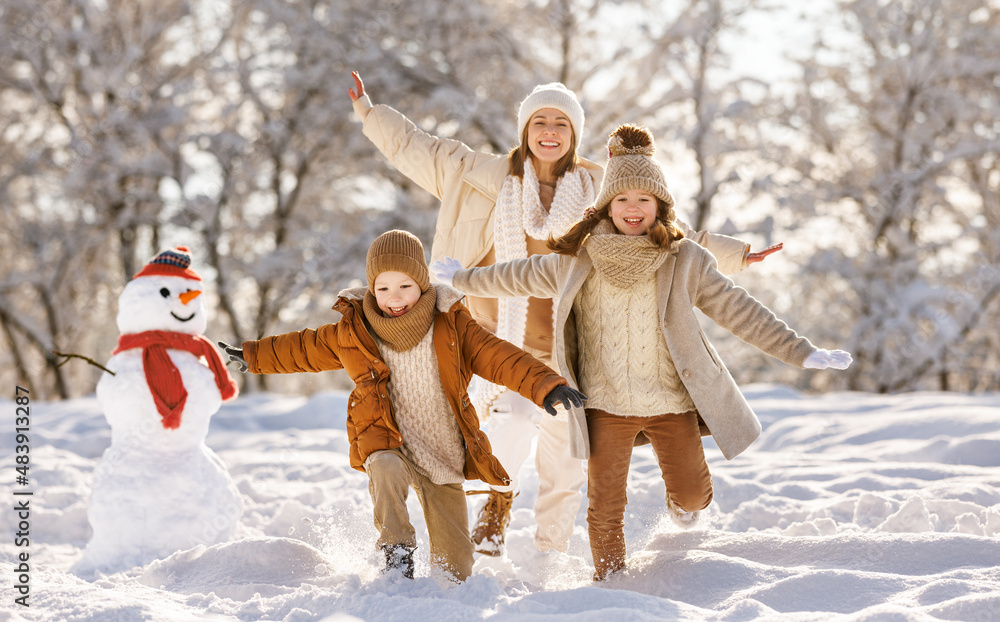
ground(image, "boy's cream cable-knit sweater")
xmin=378 ymin=328 xmax=466 ymax=485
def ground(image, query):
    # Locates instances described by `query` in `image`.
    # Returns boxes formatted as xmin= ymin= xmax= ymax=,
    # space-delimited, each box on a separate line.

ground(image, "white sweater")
xmin=574 ymin=270 xmax=696 ymax=416
xmin=378 ymin=328 xmax=465 ymax=484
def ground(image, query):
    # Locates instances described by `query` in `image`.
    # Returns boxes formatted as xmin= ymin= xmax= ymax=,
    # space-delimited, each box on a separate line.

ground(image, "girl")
xmin=431 ymin=125 xmax=851 ymax=580
xmin=218 ymin=230 xmax=583 ymax=582
xmin=348 ymin=72 xmax=780 ymax=556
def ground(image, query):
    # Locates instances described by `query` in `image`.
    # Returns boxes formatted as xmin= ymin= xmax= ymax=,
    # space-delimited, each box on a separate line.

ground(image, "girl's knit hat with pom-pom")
xmin=593 ymin=124 xmax=674 ymax=214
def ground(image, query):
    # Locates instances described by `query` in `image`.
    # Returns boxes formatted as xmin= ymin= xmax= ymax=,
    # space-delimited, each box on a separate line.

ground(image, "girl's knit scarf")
xmin=584 ymin=220 xmax=676 ymax=289
xmin=475 ymin=162 xmax=594 ymax=412
xmin=113 ymin=331 xmax=239 ymax=430
xmin=362 ymin=287 xmax=438 ymax=352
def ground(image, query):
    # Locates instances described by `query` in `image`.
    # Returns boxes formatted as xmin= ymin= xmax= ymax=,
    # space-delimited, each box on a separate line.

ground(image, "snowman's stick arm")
xmin=52 ymin=350 xmax=116 ymax=376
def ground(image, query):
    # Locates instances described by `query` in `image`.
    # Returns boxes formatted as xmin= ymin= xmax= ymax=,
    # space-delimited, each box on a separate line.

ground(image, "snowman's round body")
xmin=76 ymin=270 xmax=242 ymax=575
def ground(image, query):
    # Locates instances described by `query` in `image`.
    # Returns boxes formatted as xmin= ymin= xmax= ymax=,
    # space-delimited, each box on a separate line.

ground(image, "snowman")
xmin=75 ymin=247 xmax=243 ymax=576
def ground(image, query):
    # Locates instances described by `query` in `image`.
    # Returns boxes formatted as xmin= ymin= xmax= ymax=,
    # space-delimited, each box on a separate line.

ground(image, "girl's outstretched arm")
xmin=689 ymin=246 xmax=823 ymax=367
xmin=434 ymin=253 xmax=564 ymax=299
xmin=803 ymin=349 xmax=852 ymax=370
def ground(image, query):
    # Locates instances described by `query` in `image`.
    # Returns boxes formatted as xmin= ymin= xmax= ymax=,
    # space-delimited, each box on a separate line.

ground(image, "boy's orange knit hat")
xmin=366 ymin=230 xmax=430 ymax=294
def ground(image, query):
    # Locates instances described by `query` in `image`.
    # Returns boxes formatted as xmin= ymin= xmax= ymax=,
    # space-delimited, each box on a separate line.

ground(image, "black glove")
xmin=542 ymin=385 xmax=587 ymax=416
xmin=217 ymin=341 xmax=248 ymax=373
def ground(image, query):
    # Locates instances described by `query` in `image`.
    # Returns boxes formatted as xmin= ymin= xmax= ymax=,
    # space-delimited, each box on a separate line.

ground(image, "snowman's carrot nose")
xmin=179 ymin=290 xmax=202 ymax=305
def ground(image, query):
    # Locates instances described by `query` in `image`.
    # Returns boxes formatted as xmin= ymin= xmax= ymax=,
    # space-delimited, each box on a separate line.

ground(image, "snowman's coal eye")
xmin=160 ymin=288 xmax=170 ymax=298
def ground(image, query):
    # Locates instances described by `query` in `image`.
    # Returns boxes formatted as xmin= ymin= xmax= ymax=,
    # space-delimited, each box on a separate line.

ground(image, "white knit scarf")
xmin=471 ymin=162 xmax=594 ymax=415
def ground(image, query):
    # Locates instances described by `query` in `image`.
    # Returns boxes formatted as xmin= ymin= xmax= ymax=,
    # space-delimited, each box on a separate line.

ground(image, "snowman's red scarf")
xmin=114 ymin=331 xmax=238 ymax=429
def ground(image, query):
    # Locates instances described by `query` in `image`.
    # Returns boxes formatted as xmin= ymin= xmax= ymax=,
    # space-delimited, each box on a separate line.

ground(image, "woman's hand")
xmin=746 ymin=242 xmax=783 ymax=265
xmin=348 ymin=71 xmax=366 ymax=102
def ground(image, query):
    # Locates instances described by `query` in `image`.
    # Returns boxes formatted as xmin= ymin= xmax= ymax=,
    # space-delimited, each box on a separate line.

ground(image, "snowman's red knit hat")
xmin=133 ymin=247 xmax=203 ymax=281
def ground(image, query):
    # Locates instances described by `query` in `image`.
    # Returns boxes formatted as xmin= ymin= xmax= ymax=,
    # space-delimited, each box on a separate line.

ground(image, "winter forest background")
xmin=1 ymin=0 xmax=998 ymax=400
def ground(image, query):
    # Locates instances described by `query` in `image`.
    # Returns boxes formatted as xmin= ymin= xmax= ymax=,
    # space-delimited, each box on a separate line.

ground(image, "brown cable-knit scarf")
xmin=362 ymin=287 xmax=438 ymax=351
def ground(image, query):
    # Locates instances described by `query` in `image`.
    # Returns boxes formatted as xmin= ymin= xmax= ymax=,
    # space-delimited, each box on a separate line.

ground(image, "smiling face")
xmin=373 ymin=271 xmax=421 ymax=318
xmin=610 ymin=189 xmax=658 ymax=236
xmin=525 ymin=108 xmax=573 ymax=166
xmin=116 ymin=275 xmax=207 ymax=335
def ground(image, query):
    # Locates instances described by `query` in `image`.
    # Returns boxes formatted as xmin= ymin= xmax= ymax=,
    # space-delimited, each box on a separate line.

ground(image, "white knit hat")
xmin=516 ymin=83 xmax=585 ymax=145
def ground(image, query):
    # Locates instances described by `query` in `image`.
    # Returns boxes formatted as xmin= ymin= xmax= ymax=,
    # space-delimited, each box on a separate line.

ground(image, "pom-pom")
xmin=607 ymin=124 xmax=655 ymax=157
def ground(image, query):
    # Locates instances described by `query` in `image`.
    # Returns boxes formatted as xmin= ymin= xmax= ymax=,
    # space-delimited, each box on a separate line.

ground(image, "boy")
xmin=219 ymin=230 xmax=583 ymax=581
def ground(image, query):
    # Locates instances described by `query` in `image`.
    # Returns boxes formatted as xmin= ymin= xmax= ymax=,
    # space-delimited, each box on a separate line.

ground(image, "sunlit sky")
xmin=725 ymin=2 xmax=832 ymax=84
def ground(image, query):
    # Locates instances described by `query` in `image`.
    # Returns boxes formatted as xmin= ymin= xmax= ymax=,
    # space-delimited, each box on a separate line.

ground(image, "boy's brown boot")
xmin=470 ymin=490 xmax=514 ymax=556
xmin=381 ymin=543 xmax=415 ymax=579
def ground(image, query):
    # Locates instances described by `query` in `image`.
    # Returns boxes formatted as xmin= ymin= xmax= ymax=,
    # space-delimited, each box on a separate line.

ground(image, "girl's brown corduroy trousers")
xmin=586 ymin=408 xmax=714 ymax=580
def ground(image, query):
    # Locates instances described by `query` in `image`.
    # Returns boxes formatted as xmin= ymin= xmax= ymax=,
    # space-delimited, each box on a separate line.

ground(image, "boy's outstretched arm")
xmin=239 ymin=326 xmax=344 ymax=374
xmin=456 ymin=309 xmax=566 ymax=405
xmin=217 ymin=341 xmax=247 ymax=372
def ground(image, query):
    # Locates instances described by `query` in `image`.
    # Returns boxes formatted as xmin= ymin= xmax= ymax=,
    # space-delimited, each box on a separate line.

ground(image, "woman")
xmin=348 ymin=72 xmax=779 ymax=556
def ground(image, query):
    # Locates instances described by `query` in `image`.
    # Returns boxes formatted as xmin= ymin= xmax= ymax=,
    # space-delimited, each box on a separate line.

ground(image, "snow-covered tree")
xmin=774 ymin=0 xmax=1000 ymax=392
xmin=196 ymin=0 xmax=548 ymax=392
xmin=0 ymin=0 xmax=228 ymax=397
xmin=0 ymin=0 xmax=811 ymax=397
xmin=9 ymin=0 xmax=994 ymax=398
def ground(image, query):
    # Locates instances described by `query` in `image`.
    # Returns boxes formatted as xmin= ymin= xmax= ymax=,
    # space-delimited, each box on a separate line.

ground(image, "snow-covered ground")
xmin=3 ymin=384 xmax=1000 ymax=621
